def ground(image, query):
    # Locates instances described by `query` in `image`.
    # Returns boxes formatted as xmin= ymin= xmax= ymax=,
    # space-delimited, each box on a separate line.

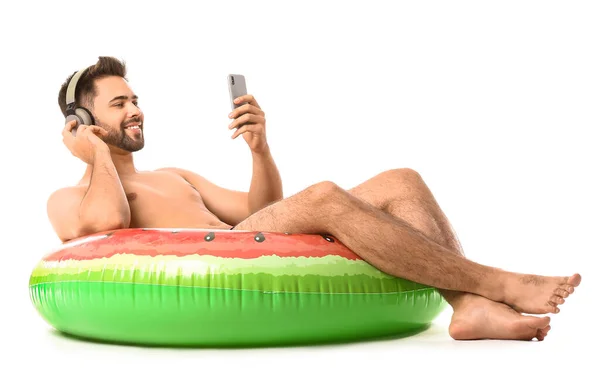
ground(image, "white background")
xmin=1 ymin=0 xmax=598 ymax=372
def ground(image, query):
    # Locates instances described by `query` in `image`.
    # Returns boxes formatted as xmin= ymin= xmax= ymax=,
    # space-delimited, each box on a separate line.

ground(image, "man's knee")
xmin=381 ymin=168 xmax=423 ymax=184
xmin=303 ymin=181 xmax=344 ymax=204
xmin=370 ymin=168 xmax=428 ymax=204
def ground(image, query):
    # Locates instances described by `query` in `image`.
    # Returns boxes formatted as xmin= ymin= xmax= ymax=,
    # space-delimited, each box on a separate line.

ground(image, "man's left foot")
xmin=449 ymin=293 xmax=551 ymax=341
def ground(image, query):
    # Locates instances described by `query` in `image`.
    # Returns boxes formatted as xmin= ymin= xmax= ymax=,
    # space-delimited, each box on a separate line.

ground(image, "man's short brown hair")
xmin=57 ymin=56 xmax=128 ymax=117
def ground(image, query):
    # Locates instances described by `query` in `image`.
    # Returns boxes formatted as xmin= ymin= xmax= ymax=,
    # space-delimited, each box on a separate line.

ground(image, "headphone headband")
xmin=65 ymin=67 xmax=89 ymax=111
xmin=64 ymin=66 xmax=95 ymax=130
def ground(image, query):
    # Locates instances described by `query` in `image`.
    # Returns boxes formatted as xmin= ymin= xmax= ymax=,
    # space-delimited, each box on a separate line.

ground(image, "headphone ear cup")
xmin=65 ymin=114 xmax=81 ymax=125
xmin=65 ymin=113 xmax=82 ymax=136
xmin=75 ymin=107 xmax=94 ymax=126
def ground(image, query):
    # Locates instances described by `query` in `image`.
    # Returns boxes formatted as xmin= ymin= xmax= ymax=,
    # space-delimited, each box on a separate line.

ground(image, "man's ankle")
xmin=478 ymin=267 xmax=509 ymax=303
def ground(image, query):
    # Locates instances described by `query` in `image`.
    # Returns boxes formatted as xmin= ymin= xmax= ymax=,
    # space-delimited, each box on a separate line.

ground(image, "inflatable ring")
xmin=29 ymin=228 xmax=446 ymax=346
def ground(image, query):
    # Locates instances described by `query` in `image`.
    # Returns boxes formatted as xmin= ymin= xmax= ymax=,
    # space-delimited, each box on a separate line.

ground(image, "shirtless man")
xmin=48 ymin=56 xmax=581 ymax=342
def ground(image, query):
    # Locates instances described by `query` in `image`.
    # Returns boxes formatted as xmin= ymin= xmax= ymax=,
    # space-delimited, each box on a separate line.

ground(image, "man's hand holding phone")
xmin=227 ymin=94 xmax=268 ymax=154
xmin=62 ymin=120 xmax=110 ymax=164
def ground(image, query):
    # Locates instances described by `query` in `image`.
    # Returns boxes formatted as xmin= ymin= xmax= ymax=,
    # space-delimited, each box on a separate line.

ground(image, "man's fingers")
xmin=62 ymin=120 xmax=78 ymax=135
xmin=76 ymin=124 xmax=88 ymax=136
xmin=229 ymin=103 xmax=264 ymax=119
xmin=89 ymin=125 xmax=109 ymax=137
xmin=62 ymin=122 xmax=107 ymax=141
xmin=231 ymin=123 xmax=262 ymax=139
xmin=235 ymin=94 xmax=261 ymax=109
xmin=228 ymin=113 xmax=264 ymax=130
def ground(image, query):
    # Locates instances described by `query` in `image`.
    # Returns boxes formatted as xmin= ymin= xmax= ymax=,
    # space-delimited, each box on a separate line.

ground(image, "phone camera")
xmin=231 ymin=76 xmax=235 ymax=85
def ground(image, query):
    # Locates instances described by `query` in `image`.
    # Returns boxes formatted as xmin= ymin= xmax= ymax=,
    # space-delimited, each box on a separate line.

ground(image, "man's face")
xmin=90 ymin=76 xmax=145 ymax=152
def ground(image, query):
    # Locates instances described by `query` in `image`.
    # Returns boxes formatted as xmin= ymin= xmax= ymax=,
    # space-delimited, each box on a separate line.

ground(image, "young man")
xmin=49 ymin=56 xmax=581 ymax=342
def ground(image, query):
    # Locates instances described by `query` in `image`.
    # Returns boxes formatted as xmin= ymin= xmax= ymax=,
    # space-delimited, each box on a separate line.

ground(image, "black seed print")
xmin=254 ymin=232 xmax=266 ymax=242
xmin=321 ymin=234 xmax=334 ymax=243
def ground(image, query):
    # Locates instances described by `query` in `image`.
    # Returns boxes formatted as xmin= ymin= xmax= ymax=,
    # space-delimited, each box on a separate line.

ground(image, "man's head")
xmin=58 ymin=56 xmax=145 ymax=153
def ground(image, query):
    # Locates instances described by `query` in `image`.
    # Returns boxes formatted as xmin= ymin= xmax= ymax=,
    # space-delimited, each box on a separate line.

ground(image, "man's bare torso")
xmin=78 ymin=170 xmax=232 ymax=230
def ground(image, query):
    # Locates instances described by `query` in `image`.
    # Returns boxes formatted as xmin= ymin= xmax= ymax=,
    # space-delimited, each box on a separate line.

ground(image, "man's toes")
xmin=555 ymin=288 xmax=570 ymax=298
xmin=541 ymin=325 xmax=551 ymax=337
xmin=550 ymin=295 xmax=565 ymax=305
xmin=536 ymin=325 xmax=551 ymax=341
xmin=536 ymin=332 xmax=545 ymax=341
xmin=526 ymin=315 xmax=551 ymax=329
xmin=568 ymin=274 xmax=582 ymax=287
xmin=559 ymin=284 xmax=574 ymax=294
xmin=546 ymin=301 xmax=560 ymax=313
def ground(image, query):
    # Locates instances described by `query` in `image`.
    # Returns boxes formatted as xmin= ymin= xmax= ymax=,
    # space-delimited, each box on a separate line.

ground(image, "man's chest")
xmin=120 ymin=173 xmax=206 ymax=214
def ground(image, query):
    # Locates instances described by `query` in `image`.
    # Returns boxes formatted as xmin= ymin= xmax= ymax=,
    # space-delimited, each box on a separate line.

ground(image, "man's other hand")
xmin=227 ymin=94 xmax=268 ymax=154
xmin=62 ymin=120 xmax=110 ymax=164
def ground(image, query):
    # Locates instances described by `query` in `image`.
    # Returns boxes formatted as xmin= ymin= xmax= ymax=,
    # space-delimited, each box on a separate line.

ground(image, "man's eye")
xmin=133 ymin=101 xmax=139 ymax=106
xmin=114 ymin=103 xmax=124 ymax=107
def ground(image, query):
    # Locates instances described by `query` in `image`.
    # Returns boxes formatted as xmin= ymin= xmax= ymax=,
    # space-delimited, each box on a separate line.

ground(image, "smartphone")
xmin=227 ymin=74 xmax=247 ymax=111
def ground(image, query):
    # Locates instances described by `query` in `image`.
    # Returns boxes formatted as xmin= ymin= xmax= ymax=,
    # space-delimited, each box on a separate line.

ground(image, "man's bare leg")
xmin=232 ymin=174 xmax=581 ymax=318
xmin=345 ymin=168 xmax=554 ymax=340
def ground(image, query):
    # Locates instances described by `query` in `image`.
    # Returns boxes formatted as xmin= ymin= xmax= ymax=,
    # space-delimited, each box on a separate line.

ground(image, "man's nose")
xmin=127 ymin=102 xmax=142 ymax=117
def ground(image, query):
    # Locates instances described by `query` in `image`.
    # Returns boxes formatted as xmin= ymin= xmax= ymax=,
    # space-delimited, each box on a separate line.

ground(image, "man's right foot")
xmin=501 ymin=273 xmax=582 ymax=314
xmin=449 ymin=293 xmax=551 ymax=341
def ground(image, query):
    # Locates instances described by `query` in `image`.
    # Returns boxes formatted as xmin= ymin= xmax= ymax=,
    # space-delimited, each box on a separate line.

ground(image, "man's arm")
xmin=248 ymin=146 xmax=283 ymax=214
xmin=47 ymin=150 xmax=131 ymax=242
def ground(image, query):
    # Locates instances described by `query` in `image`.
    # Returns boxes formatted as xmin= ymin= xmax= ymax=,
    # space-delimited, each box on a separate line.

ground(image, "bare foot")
xmin=449 ymin=294 xmax=552 ymax=341
xmin=502 ymin=273 xmax=582 ymax=314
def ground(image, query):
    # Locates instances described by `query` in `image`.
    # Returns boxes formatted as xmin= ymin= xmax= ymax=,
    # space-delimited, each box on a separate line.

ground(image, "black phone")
xmin=227 ymin=74 xmax=247 ymax=111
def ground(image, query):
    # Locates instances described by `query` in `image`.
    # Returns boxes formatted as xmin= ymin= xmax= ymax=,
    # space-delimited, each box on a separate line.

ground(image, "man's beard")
xmin=93 ymin=116 xmax=145 ymax=152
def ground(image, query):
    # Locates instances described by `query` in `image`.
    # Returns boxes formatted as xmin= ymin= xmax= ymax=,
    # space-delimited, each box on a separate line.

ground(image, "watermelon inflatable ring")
xmin=29 ymin=228 xmax=447 ymax=347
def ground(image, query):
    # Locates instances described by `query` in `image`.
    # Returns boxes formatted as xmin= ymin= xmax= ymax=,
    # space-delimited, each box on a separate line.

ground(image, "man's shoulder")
xmin=154 ymin=166 xmax=185 ymax=174
xmin=152 ymin=167 xmax=201 ymax=186
xmin=154 ymin=166 xmax=199 ymax=174
xmin=46 ymin=185 xmax=87 ymax=206
xmin=153 ymin=167 xmax=199 ymax=180
xmin=152 ymin=167 xmax=221 ymax=192
xmin=49 ymin=184 xmax=87 ymax=196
